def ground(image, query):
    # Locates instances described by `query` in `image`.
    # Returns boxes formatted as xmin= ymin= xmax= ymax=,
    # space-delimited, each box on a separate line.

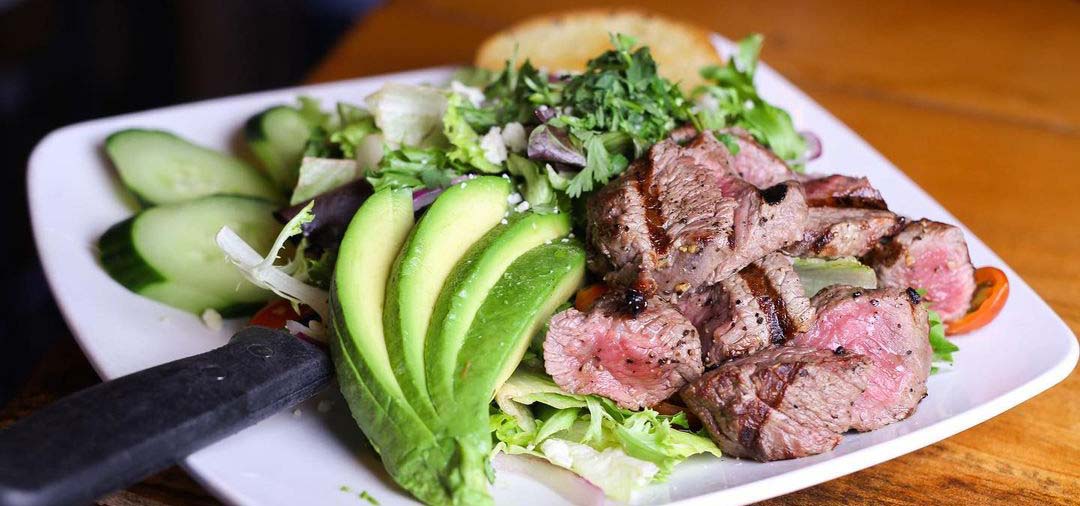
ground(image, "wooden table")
xmin=4 ymin=0 xmax=1078 ymax=504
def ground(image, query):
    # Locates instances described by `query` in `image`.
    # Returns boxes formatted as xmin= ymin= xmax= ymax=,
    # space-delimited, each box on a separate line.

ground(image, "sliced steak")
xmin=864 ymin=219 xmax=976 ymax=321
xmin=544 ymin=291 xmax=704 ymax=410
xmin=587 ymin=132 xmax=808 ymax=296
xmin=680 ymin=347 xmax=872 ymax=461
xmin=789 ymin=285 xmax=931 ymax=431
xmin=782 ymin=174 xmax=900 ymax=258
xmin=783 ymin=207 xmax=902 ymax=258
xmin=678 ymin=254 xmax=815 ymax=365
xmin=801 ymin=175 xmax=888 ymax=210
xmin=714 ymin=128 xmax=798 ymax=188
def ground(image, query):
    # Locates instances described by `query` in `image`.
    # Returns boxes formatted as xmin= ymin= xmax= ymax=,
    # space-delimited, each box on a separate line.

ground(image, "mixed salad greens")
xmin=97 ymin=33 xmax=960 ymax=505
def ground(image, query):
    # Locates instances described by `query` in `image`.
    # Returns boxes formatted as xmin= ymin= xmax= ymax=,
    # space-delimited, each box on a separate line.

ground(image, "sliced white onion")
xmin=492 ymin=453 xmax=606 ymax=506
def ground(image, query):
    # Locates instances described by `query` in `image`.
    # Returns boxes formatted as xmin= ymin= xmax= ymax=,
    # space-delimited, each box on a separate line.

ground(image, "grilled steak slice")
xmin=801 ymin=175 xmax=888 ymax=210
xmin=587 ymin=132 xmax=808 ymax=295
xmin=783 ymin=207 xmax=902 ymax=258
xmin=864 ymin=219 xmax=976 ymax=321
xmin=678 ymin=254 xmax=815 ymax=365
xmin=544 ymin=291 xmax=704 ymax=410
xmin=714 ymin=128 xmax=798 ymax=188
xmin=789 ymin=285 xmax=931 ymax=431
xmin=680 ymin=347 xmax=872 ymax=461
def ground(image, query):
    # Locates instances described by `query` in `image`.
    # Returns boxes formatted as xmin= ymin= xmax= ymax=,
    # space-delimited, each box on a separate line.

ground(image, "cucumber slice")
xmin=245 ymin=106 xmax=315 ymax=190
xmin=100 ymin=195 xmax=281 ymax=316
xmin=105 ymin=129 xmax=282 ymax=205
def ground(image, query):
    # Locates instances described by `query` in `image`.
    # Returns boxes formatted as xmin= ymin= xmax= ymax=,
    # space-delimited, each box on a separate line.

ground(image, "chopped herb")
xmin=359 ymin=490 xmax=380 ymax=505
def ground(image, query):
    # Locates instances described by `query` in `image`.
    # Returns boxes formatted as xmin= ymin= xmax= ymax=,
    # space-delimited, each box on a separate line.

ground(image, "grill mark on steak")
xmin=632 ymin=163 xmax=673 ymax=255
xmin=806 ymin=195 xmax=889 ymax=210
xmin=739 ymin=362 xmax=804 ymax=450
xmin=759 ymin=183 xmax=789 ymax=205
xmin=740 ymin=263 xmax=797 ymax=344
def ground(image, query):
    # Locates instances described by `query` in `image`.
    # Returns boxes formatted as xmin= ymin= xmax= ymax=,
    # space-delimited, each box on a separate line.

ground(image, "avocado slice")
xmin=425 ymin=212 xmax=572 ymax=411
xmin=384 ymin=176 xmax=512 ymax=423
xmin=438 ymin=242 xmax=586 ymax=505
xmin=451 ymin=242 xmax=585 ymax=410
xmin=792 ymin=257 xmax=878 ymax=297
xmin=245 ymin=105 xmax=316 ymax=190
xmin=330 ymin=188 xmax=455 ymax=505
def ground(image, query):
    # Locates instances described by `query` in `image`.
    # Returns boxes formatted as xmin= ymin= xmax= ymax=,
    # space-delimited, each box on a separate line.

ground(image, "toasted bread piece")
xmin=475 ymin=9 xmax=721 ymax=89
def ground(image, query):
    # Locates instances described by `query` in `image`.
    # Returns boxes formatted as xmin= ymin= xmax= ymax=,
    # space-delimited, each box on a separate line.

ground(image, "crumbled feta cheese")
xmin=500 ymin=218 xmax=508 ymax=225
xmin=693 ymin=93 xmax=719 ymax=114
xmin=501 ymin=122 xmax=527 ymax=153
xmin=481 ymin=126 xmax=508 ymax=165
xmin=507 ymin=192 xmax=523 ymax=205
xmin=450 ymin=80 xmax=485 ymax=107
xmin=201 ymin=308 xmax=223 ymax=331
xmin=544 ymin=239 xmax=553 ymax=245
xmin=514 ymin=201 xmax=531 ymax=213
xmin=292 ymin=409 xmax=302 ymax=418
xmin=567 ymin=232 xmax=576 ymax=239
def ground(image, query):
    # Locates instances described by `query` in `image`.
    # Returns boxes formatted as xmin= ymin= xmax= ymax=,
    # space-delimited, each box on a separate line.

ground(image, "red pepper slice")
xmin=249 ymin=299 xmax=305 ymax=329
xmin=574 ymin=284 xmax=609 ymax=312
xmin=946 ymin=266 xmax=1009 ymax=335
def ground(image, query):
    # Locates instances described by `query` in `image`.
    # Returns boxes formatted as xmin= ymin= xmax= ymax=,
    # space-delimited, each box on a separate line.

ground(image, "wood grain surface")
xmin=5 ymin=1 xmax=1078 ymax=504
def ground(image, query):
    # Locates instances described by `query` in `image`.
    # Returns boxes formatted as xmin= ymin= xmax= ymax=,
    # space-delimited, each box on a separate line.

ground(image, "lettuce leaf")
xmin=366 ymin=146 xmax=459 ymax=192
xmin=928 ymin=309 xmax=959 ymax=373
xmin=444 ymin=92 xmax=502 ymax=173
xmin=491 ymin=369 xmax=721 ymax=500
xmin=365 ymin=83 xmax=447 ymax=148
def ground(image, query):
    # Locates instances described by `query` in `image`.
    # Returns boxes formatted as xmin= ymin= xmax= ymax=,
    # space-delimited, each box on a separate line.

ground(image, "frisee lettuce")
xmin=491 ymin=369 xmax=721 ymax=501
xmin=366 ymin=146 xmax=460 ymax=192
xmin=928 ymin=309 xmax=958 ymax=373
xmin=215 ymin=201 xmax=329 ymax=330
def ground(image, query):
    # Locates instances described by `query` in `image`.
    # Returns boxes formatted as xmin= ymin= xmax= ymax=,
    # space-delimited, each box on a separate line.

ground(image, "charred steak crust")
xmin=680 ymin=347 xmax=872 ymax=461
xmin=678 ymin=254 xmax=815 ymax=366
xmin=863 ymin=219 xmax=976 ymax=322
xmin=715 ymin=128 xmax=798 ymax=189
xmin=801 ymin=174 xmax=888 ymax=210
xmin=789 ymin=285 xmax=932 ymax=431
xmin=544 ymin=292 xmax=704 ymax=410
xmin=782 ymin=174 xmax=901 ymax=259
xmin=783 ymin=207 xmax=903 ymax=259
xmin=586 ymin=132 xmax=808 ymax=295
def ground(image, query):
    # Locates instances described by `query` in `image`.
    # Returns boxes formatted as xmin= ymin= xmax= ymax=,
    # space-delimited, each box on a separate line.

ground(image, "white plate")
xmin=27 ymin=35 xmax=1077 ymax=505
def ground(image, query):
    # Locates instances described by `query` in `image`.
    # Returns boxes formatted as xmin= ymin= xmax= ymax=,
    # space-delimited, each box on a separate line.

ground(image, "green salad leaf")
xmin=694 ymin=34 xmax=807 ymax=166
xmin=927 ymin=309 xmax=959 ymax=373
xmin=444 ymin=92 xmax=502 ymax=173
xmin=366 ymin=146 xmax=460 ymax=192
xmin=491 ymin=369 xmax=720 ymax=501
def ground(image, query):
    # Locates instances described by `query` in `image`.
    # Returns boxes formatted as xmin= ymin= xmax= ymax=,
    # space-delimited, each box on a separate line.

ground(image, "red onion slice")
xmin=492 ymin=453 xmax=606 ymax=506
xmin=412 ymin=175 xmax=473 ymax=211
xmin=791 ymin=130 xmax=822 ymax=165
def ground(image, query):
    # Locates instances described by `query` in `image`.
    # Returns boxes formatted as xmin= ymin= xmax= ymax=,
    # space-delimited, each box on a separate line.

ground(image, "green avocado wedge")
xmin=330 ymin=188 xmax=456 ymax=505
xmin=425 ymin=212 xmax=572 ymax=412
xmin=383 ymin=176 xmax=511 ymax=423
xmin=435 ymin=242 xmax=586 ymax=505
xmin=244 ymin=105 xmax=317 ymax=190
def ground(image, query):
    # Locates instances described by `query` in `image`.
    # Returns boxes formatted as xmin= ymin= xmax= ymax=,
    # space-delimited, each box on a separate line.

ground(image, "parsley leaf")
xmin=695 ymin=34 xmax=807 ymax=167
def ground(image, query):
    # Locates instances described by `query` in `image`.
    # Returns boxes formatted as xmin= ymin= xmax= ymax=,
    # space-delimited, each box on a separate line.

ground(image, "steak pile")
xmin=543 ymin=126 xmax=977 ymax=462
xmin=586 ymin=132 xmax=808 ymax=296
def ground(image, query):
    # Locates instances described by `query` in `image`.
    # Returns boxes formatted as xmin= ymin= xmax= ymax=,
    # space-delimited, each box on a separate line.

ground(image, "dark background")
xmin=0 ymin=0 xmax=380 ymax=404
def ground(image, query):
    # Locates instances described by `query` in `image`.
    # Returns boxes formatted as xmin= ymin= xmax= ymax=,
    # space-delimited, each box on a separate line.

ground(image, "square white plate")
xmin=28 ymin=36 xmax=1077 ymax=506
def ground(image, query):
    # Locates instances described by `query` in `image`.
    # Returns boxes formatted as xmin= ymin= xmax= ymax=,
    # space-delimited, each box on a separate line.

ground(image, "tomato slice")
xmin=946 ymin=266 xmax=1009 ymax=335
xmin=249 ymin=299 xmax=303 ymax=329
xmin=574 ymin=284 xmax=609 ymax=311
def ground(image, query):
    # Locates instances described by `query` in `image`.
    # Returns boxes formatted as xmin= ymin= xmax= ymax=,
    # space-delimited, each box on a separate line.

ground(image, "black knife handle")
xmin=0 ymin=327 xmax=333 ymax=506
